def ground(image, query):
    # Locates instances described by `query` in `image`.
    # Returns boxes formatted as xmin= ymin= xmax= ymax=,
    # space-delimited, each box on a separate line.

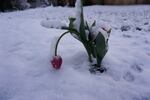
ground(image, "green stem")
xmin=55 ymin=31 xmax=70 ymax=56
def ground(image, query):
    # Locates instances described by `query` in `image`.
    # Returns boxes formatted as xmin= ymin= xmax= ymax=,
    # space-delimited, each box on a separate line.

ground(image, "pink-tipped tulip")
xmin=51 ymin=55 xmax=62 ymax=69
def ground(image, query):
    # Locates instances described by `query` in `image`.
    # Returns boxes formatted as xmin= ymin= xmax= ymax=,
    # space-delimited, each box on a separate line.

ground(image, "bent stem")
xmin=55 ymin=31 xmax=70 ymax=56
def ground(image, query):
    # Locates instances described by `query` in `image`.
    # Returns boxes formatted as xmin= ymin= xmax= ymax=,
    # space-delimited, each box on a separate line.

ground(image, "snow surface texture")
xmin=0 ymin=6 xmax=150 ymax=100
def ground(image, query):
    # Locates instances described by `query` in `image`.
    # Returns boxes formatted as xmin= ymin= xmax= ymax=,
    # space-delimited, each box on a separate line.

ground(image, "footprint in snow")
xmin=121 ymin=25 xmax=131 ymax=31
xmin=8 ymin=41 xmax=24 ymax=53
xmin=0 ymin=88 xmax=12 ymax=100
xmin=147 ymin=53 xmax=150 ymax=56
xmin=133 ymin=95 xmax=150 ymax=100
xmin=135 ymin=27 xmax=142 ymax=31
xmin=123 ymin=72 xmax=135 ymax=82
xmin=13 ymin=41 xmax=24 ymax=47
xmin=122 ymin=34 xmax=132 ymax=38
xmin=131 ymin=63 xmax=143 ymax=73
xmin=144 ymin=40 xmax=150 ymax=44
xmin=144 ymin=22 xmax=149 ymax=25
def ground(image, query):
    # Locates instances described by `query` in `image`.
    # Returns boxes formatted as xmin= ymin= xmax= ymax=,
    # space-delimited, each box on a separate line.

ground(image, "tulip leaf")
xmin=78 ymin=1 xmax=87 ymax=42
xmin=91 ymin=20 xmax=96 ymax=27
xmin=95 ymin=32 xmax=108 ymax=65
xmin=79 ymin=14 xmax=87 ymax=42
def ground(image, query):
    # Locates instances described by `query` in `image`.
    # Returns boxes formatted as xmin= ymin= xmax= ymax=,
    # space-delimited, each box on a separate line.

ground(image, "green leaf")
xmin=79 ymin=13 xmax=87 ymax=42
xmin=85 ymin=21 xmax=90 ymax=30
xmin=69 ymin=17 xmax=76 ymax=29
xmin=91 ymin=20 xmax=96 ymax=27
xmin=95 ymin=32 xmax=108 ymax=65
xmin=76 ymin=0 xmax=87 ymax=42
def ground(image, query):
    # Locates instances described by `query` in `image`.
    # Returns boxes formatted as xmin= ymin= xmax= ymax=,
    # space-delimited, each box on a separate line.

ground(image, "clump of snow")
xmin=90 ymin=23 xmax=111 ymax=42
xmin=99 ymin=28 xmax=109 ymax=41
xmin=101 ymin=23 xmax=111 ymax=33
xmin=74 ymin=0 xmax=82 ymax=31
xmin=41 ymin=19 xmax=67 ymax=29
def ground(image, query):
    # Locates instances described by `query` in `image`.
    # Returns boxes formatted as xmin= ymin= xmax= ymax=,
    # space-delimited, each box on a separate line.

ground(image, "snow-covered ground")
xmin=0 ymin=5 xmax=150 ymax=100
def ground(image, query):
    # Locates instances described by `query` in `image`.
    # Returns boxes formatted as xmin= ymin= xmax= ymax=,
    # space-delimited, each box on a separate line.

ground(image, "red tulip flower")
xmin=51 ymin=55 xmax=62 ymax=70
xmin=50 ymin=31 xmax=69 ymax=70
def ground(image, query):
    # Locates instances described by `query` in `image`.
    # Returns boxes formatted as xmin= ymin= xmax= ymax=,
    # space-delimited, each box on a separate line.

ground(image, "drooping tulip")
xmin=51 ymin=55 xmax=62 ymax=70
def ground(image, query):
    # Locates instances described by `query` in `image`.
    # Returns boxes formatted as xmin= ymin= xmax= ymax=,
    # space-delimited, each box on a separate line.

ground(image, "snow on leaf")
xmin=74 ymin=0 xmax=82 ymax=31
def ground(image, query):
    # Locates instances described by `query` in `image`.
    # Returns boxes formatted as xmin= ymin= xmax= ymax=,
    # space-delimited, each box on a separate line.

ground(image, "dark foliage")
xmin=0 ymin=0 xmax=13 ymax=12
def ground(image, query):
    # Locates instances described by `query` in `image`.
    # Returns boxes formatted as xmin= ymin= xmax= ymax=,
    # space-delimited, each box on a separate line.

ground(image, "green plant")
xmin=51 ymin=0 xmax=111 ymax=73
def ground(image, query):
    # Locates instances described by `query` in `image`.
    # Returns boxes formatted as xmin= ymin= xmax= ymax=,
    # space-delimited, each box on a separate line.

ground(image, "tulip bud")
xmin=51 ymin=55 xmax=62 ymax=70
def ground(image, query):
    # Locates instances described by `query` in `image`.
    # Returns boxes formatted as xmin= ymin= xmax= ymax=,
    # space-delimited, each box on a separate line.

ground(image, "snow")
xmin=0 ymin=5 xmax=150 ymax=100
xmin=91 ymin=25 xmax=110 ymax=42
xmin=98 ymin=28 xmax=109 ymax=41
xmin=18 ymin=0 xmax=31 ymax=9
xmin=41 ymin=19 xmax=67 ymax=29
xmin=74 ymin=0 xmax=82 ymax=31
xmin=50 ymin=36 xmax=59 ymax=59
